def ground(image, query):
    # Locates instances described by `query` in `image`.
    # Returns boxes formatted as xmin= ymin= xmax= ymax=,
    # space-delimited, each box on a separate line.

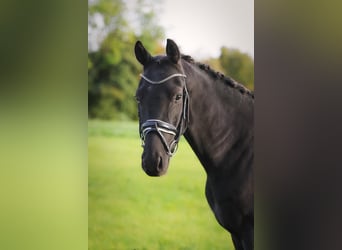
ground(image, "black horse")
xmin=134 ymin=39 xmax=254 ymax=250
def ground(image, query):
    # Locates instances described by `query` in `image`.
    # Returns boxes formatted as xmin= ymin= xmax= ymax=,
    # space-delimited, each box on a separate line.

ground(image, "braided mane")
xmin=181 ymin=55 xmax=254 ymax=99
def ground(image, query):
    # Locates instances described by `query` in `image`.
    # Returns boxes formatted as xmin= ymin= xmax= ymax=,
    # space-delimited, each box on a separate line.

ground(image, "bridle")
xmin=139 ymin=73 xmax=189 ymax=157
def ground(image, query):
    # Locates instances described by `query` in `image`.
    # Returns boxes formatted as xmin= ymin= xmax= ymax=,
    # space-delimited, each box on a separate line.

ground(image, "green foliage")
xmin=88 ymin=120 xmax=234 ymax=249
xmin=218 ymin=47 xmax=254 ymax=90
xmin=88 ymin=0 xmax=253 ymax=120
xmin=88 ymin=31 xmax=141 ymax=120
xmin=88 ymin=0 xmax=164 ymax=120
xmin=88 ymin=0 xmax=125 ymax=27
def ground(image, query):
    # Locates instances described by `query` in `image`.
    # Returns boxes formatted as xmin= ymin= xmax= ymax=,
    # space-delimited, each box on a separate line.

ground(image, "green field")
xmin=89 ymin=120 xmax=233 ymax=249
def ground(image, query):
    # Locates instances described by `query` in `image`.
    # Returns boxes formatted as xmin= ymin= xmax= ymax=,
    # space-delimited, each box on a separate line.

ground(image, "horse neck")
xmin=181 ymin=60 xmax=254 ymax=172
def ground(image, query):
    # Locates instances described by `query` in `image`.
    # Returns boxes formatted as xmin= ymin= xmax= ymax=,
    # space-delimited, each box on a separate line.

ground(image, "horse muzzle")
xmin=141 ymin=133 xmax=171 ymax=176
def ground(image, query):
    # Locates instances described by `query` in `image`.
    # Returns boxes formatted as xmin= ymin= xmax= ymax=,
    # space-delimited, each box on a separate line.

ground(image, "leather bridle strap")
xmin=140 ymin=119 xmax=179 ymax=156
xmin=139 ymin=73 xmax=189 ymax=157
xmin=140 ymin=73 xmax=186 ymax=84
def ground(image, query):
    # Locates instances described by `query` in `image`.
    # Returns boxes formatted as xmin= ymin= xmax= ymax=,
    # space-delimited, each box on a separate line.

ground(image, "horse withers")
xmin=134 ymin=39 xmax=254 ymax=250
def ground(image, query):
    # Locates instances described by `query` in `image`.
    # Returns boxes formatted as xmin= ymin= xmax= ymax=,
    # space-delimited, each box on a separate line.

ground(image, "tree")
xmin=218 ymin=47 xmax=254 ymax=90
xmin=88 ymin=0 xmax=165 ymax=120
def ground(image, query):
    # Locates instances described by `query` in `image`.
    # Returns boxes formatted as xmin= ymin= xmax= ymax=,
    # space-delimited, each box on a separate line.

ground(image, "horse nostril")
xmin=157 ymin=156 xmax=163 ymax=171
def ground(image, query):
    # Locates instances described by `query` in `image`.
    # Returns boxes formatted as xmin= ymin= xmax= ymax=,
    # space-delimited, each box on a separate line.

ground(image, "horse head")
xmin=134 ymin=39 xmax=189 ymax=176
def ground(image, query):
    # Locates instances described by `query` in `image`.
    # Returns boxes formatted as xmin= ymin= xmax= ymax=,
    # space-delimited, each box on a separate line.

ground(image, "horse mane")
xmin=181 ymin=55 xmax=254 ymax=99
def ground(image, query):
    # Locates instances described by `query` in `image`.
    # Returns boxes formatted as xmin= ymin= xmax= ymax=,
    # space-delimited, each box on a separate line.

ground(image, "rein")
xmin=139 ymin=73 xmax=189 ymax=157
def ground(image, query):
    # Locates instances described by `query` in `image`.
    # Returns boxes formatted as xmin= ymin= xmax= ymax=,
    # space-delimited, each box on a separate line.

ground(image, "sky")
xmin=89 ymin=0 xmax=254 ymax=58
xmin=158 ymin=0 xmax=254 ymax=59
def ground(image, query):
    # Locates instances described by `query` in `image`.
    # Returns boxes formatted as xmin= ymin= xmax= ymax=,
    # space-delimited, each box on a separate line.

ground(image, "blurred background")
xmin=88 ymin=0 xmax=254 ymax=121
xmin=1 ymin=0 xmax=341 ymax=249
xmin=88 ymin=0 xmax=253 ymax=249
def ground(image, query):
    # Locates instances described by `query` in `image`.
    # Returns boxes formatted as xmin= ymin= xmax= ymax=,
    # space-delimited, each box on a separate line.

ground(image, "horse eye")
xmin=175 ymin=94 xmax=182 ymax=101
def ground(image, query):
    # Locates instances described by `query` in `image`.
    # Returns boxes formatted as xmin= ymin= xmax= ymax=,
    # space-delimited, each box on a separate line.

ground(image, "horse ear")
xmin=134 ymin=41 xmax=152 ymax=66
xmin=166 ymin=39 xmax=180 ymax=64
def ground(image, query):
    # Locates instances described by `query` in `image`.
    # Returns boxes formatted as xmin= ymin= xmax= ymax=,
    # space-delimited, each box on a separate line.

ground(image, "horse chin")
xmin=142 ymin=153 xmax=170 ymax=177
xmin=144 ymin=166 xmax=168 ymax=177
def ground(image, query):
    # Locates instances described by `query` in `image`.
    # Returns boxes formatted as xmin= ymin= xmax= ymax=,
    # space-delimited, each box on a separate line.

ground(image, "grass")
xmin=89 ymin=120 xmax=234 ymax=249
